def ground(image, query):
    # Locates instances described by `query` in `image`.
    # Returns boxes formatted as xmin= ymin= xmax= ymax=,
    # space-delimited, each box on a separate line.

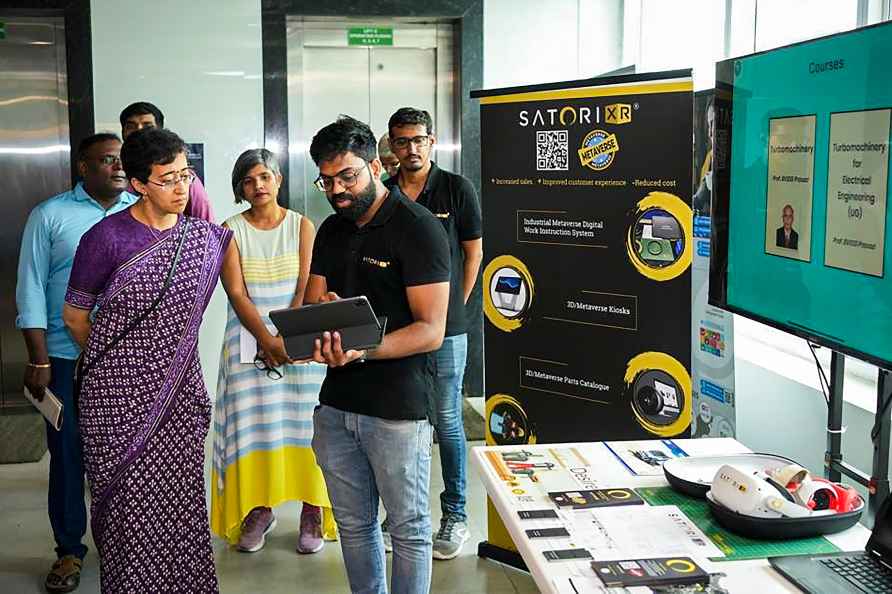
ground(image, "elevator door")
xmin=287 ymin=21 xmax=457 ymax=225
xmin=0 ymin=16 xmax=70 ymax=408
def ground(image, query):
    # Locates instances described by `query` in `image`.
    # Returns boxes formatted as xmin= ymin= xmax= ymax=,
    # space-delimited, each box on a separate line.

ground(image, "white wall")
xmin=483 ymin=0 xmax=624 ymax=88
xmin=91 ymin=0 xmax=263 ymax=392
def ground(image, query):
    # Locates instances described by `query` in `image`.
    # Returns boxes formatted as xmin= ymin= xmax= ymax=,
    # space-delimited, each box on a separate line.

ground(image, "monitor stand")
xmin=824 ymin=351 xmax=892 ymax=525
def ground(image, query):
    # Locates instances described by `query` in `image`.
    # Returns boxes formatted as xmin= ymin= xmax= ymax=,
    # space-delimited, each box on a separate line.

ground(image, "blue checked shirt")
xmin=15 ymin=183 xmax=138 ymax=359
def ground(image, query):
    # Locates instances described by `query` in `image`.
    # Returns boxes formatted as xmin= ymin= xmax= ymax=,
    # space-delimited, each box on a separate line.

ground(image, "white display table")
xmin=471 ymin=438 xmax=870 ymax=593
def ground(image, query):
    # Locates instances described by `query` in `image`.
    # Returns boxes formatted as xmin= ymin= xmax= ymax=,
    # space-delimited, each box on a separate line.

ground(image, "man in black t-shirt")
xmin=382 ymin=107 xmax=483 ymax=561
xmin=306 ymin=116 xmax=450 ymax=594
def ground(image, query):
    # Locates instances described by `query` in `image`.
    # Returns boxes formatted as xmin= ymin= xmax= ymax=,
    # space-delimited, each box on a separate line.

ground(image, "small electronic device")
xmin=525 ymin=527 xmax=570 ymax=539
xmin=269 ymin=296 xmax=386 ymax=360
xmin=592 ymin=557 xmax=709 ymax=588
xmin=517 ymin=509 xmax=559 ymax=520
xmin=638 ymin=238 xmax=675 ymax=263
xmin=710 ymin=464 xmax=862 ymax=520
xmin=632 ymin=378 xmax=682 ymax=427
xmin=494 ymin=275 xmax=523 ymax=311
xmin=651 ymin=215 xmax=683 ymax=240
xmin=549 ymin=488 xmax=644 ymax=509
xmin=543 ymin=548 xmax=593 ymax=562
xmin=770 ymin=495 xmax=892 ymax=593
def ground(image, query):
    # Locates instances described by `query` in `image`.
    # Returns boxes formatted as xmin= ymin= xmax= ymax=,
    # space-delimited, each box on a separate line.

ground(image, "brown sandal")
xmin=45 ymin=555 xmax=82 ymax=593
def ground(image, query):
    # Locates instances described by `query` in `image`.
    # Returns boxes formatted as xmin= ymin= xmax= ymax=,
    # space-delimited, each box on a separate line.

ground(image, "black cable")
xmin=807 ymin=341 xmax=830 ymax=407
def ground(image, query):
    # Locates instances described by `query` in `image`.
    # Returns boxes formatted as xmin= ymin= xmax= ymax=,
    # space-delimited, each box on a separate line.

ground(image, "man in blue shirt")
xmin=16 ymin=132 xmax=137 ymax=593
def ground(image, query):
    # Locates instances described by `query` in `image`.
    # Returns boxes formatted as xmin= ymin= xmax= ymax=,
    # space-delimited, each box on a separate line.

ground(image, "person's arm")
xmin=62 ymin=305 xmax=91 ymax=349
xmin=303 ymin=274 xmax=328 ymax=306
xmin=289 ymin=215 xmax=316 ymax=308
xmin=367 ymin=281 xmax=449 ymax=358
xmin=16 ymin=208 xmax=53 ymax=400
xmin=219 ymin=238 xmax=289 ymax=366
xmin=456 ymin=176 xmax=483 ymax=304
xmin=460 ymin=238 xmax=483 ymax=304
xmin=61 ymin=223 xmax=118 ymax=353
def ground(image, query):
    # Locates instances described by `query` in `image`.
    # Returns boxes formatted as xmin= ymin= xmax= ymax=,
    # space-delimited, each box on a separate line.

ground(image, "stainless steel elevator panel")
xmin=369 ymin=47 xmax=436 ymax=149
xmin=0 ymin=16 xmax=70 ymax=408
xmin=301 ymin=46 xmax=371 ymax=225
xmin=286 ymin=19 xmax=459 ymax=226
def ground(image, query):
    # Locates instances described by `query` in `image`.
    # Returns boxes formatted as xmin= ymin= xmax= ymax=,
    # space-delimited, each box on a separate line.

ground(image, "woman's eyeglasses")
xmin=253 ymin=354 xmax=283 ymax=380
xmin=148 ymin=170 xmax=196 ymax=192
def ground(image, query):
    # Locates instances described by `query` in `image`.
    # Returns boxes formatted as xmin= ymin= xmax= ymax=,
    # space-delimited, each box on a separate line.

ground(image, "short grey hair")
xmin=231 ymin=148 xmax=282 ymax=203
xmin=378 ymin=133 xmax=394 ymax=159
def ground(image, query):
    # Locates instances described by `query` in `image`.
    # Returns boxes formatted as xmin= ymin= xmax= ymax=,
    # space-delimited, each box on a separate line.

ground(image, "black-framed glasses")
xmin=253 ymin=354 xmax=283 ymax=380
xmin=390 ymin=135 xmax=431 ymax=150
xmin=314 ymin=162 xmax=369 ymax=192
xmin=147 ymin=170 xmax=196 ymax=192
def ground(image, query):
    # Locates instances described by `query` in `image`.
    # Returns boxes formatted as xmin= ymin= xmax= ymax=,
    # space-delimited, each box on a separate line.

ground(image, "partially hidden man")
xmin=306 ymin=115 xmax=450 ymax=594
xmin=382 ymin=107 xmax=483 ymax=560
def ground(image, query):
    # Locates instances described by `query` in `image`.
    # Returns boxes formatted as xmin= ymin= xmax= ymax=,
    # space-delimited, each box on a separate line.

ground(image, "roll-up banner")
xmin=691 ymin=90 xmax=737 ymax=439
xmin=471 ymin=71 xmax=693 ymax=561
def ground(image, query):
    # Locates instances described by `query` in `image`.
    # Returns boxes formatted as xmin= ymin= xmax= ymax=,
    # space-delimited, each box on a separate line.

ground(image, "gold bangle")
xmin=27 ymin=362 xmax=51 ymax=369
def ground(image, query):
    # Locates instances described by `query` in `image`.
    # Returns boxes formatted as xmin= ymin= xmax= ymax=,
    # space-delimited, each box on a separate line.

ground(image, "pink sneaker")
xmin=237 ymin=507 xmax=276 ymax=553
xmin=297 ymin=503 xmax=324 ymax=554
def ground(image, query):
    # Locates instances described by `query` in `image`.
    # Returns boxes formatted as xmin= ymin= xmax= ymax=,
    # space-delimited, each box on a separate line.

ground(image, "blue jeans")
xmin=312 ymin=405 xmax=433 ymax=594
xmin=434 ymin=334 xmax=468 ymax=521
xmin=47 ymin=357 xmax=88 ymax=560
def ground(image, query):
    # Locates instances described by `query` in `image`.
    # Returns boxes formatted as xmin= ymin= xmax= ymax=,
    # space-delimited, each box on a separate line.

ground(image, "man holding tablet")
xmin=305 ymin=115 xmax=450 ymax=594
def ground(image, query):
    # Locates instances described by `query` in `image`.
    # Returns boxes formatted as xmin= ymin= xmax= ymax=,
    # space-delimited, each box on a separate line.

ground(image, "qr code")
xmin=536 ymin=130 xmax=569 ymax=171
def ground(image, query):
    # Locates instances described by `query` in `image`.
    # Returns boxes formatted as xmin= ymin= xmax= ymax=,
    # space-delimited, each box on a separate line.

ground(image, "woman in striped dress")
xmin=212 ymin=149 xmax=334 ymax=554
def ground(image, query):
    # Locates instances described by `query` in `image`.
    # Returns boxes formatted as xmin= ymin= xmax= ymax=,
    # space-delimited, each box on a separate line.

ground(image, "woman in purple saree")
xmin=63 ymin=128 xmax=231 ymax=593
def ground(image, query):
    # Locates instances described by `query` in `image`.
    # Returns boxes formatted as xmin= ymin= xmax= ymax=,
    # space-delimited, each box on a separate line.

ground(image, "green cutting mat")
xmin=637 ymin=486 xmax=840 ymax=561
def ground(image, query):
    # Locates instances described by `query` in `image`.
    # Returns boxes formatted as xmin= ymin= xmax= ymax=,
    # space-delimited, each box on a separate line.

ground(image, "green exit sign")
xmin=0 ymin=23 xmax=6 ymax=40
xmin=348 ymin=27 xmax=393 ymax=46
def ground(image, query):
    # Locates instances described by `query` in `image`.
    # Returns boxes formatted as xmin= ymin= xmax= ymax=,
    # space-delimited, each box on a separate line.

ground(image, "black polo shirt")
xmin=385 ymin=162 xmax=482 ymax=336
xmin=310 ymin=192 xmax=450 ymax=420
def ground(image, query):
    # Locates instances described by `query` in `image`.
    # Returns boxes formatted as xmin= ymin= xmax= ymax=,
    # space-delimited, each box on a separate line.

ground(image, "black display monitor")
xmin=709 ymin=22 xmax=892 ymax=370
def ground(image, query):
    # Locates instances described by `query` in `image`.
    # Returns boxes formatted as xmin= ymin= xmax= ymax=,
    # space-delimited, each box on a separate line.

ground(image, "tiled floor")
xmin=0 ymin=405 xmax=537 ymax=593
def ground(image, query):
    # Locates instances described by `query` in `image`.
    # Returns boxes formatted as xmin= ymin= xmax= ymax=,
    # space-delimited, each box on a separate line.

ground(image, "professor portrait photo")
xmin=775 ymin=204 xmax=799 ymax=249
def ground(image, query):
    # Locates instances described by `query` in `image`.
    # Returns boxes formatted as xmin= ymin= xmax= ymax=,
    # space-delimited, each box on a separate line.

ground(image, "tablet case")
xmin=269 ymin=296 xmax=387 ymax=360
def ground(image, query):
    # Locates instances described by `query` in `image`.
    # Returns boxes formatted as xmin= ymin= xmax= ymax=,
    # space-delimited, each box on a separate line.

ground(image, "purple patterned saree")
xmin=65 ymin=211 xmax=231 ymax=593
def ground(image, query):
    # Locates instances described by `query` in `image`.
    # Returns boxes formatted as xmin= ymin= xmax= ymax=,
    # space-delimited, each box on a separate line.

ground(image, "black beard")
xmin=328 ymin=179 xmax=376 ymax=221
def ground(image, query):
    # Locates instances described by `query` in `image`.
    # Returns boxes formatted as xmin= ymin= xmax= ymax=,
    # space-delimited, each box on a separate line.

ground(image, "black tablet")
xmin=269 ymin=296 xmax=386 ymax=360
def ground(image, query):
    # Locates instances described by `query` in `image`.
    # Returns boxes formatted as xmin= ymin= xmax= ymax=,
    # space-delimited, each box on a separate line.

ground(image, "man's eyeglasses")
xmin=314 ymin=163 xmax=369 ymax=192
xmin=390 ymin=135 xmax=431 ymax=150
xmin=147 ymin=170 xmax=196 ymax=192
xmin=253 ymin=354 xmax=283 ymax=380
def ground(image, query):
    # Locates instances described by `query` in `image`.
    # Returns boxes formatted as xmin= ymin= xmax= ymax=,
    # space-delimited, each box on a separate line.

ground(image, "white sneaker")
xmin=432 ymin=514 xmax=469 ymax=560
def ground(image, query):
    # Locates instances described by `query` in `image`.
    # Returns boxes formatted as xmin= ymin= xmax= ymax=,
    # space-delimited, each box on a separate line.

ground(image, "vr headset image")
xmin=709 ymin=464 xmax=862 ymax=519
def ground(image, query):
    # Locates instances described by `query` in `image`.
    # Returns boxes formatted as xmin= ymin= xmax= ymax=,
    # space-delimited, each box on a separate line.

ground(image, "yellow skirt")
xmin=210 ymin=446 xmax=337 ymax=543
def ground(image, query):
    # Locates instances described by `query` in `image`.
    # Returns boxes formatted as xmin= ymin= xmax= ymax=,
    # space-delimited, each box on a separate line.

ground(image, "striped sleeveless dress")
xmin=211 ymin=209 xmax=334 ymax=542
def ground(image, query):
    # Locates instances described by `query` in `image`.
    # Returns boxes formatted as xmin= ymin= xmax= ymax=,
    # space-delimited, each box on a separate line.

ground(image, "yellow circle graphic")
xmin=512 ymin=489 xmax=526 ymax=495
xmin=483 ymin=255 xmax=535 ymax=332
xmin=625 ymin=192 xmax=692 ymax=281
xmin=665 ymin=558 xmax=696 ymax=573
xmin=485 ymin=393 xmax=537 ymax=446
xmin=624 ymin=352 xmax=692 ymax=437
xmin=606 ymin=489 xmax=632 ymax=499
